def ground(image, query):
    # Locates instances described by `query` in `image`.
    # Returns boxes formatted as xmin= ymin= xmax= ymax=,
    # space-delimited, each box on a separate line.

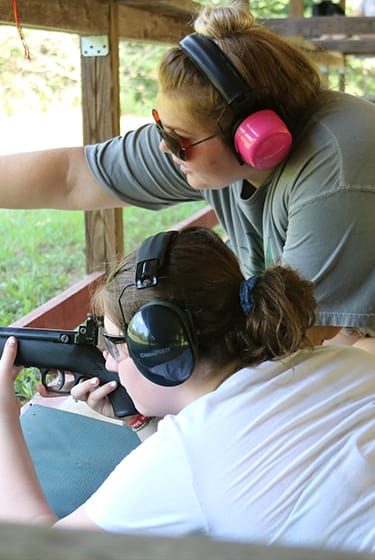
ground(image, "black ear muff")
xmin=179 ymin=33 xmax=292 ymax=170
xmin=127 ymin=301 xmax=198 ymax=386
xmin=129 ymin=231 xmax=198 ymax=386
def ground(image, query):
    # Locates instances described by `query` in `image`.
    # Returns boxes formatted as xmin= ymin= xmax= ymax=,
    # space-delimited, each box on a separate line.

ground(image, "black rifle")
xmin=0 ymin=315 xmax=137 ymax=417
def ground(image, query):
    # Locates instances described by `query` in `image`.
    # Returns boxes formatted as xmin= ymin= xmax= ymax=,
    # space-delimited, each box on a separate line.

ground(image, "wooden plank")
xmin=117 ymin=4 xmax=193 ymax=43
xmin=10 ymin=271 xmax=105 ymax=329
xmin=262 ymin=16 xmax=375 ymax=38
xmin=1 ymin=3 xmax=373 ymax=52
xmin=81 ymin=2 xmax=124 ymax=274
xmin=261 ymin=17 xmax=375 ymax=55
xmin=0 ymin=0 xmax=198 ymax=39
xmin=116 ymin=0 xmax=199 ymax=18
xmin=0 ymin=0 xmax=109 ymax=35
xmin=173 ymin=205 xmax=218 ymax=231
xmin=313 ymin=38 xmax=375 ymax=55
xmin=0 ymin=522 xmax=372 ymax=560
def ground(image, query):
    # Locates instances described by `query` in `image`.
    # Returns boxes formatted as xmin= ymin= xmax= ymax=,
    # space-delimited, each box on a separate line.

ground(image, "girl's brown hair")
xmin=158 ymin=2 xmax=322 ymax=135
xmin=92 ymin=227 xmax=316 ymax=369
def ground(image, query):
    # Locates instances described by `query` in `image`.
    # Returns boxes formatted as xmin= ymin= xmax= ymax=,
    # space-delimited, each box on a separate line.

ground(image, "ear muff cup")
xmin=126 ymin=301 xmax=198 ymax=386
xmin=233 ymin=110 xmax=293 ymax=170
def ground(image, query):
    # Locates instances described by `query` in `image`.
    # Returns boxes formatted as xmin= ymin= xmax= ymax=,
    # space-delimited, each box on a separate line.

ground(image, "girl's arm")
xmin=0 ymin=337 xmax=57 ymax=525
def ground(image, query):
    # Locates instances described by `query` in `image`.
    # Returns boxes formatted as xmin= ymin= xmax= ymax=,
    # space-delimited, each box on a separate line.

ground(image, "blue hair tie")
xmin=239 ymin=276 xmax=257 ymax=316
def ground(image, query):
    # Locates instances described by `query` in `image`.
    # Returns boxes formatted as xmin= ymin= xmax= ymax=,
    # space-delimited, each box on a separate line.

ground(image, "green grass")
xmin=0 ymin=202 xmax=205 ymax=326
xmin=0 ymin=209 xmax=86 ymax=325
xmin=122 ymin=202 xmax=207 ymax=253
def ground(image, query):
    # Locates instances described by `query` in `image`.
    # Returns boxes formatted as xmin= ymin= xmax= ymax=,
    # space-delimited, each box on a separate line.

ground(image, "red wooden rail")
xmin=11 ymin=206 xmax=218 ymax=330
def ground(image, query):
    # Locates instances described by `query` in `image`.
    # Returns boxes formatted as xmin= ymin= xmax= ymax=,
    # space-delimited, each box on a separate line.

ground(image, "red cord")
xmin=12 ymin=0 xmax=31 ymax=61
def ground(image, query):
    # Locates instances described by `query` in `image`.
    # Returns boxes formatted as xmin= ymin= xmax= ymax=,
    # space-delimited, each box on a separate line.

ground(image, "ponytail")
xmin=232 ymin=266 xmax=316 ymax=365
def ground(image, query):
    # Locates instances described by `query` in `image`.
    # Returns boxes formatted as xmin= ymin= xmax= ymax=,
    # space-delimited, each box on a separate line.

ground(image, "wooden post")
xmin=81 ymin=2 xmax=124 ymax=274
xmin=289 ymin=0 xmax=304 ymax=16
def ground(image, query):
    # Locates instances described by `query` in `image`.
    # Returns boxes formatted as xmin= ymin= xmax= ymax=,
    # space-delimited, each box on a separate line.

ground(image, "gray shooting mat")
xmin=21 ymin=404 xmax=140 ymax=518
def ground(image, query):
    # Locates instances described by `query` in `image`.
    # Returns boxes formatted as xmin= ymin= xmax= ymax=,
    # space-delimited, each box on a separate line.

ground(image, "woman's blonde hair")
xmin=158 ymin=2 xmax=322 ymax=134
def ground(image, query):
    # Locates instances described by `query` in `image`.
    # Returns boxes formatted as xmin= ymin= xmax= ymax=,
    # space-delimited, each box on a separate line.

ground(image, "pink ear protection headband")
xmin=179 ymin=33 xmax=292 ymax=170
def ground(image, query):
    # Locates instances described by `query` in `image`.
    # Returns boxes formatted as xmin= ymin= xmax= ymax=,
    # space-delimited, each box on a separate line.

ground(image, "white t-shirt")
xmin=84 ymin=346 xmax=375 ymax=552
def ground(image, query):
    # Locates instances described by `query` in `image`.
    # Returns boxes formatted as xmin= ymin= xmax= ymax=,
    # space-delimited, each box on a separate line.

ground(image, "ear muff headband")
xmin=135 ymin=230 xmax=178 ymax=289
xmin=128 ymin=231 xmax=198 ymax=386
xmin=179 ymin=33 xmax=292 ymax=170
xmin=179 ymin=33 xmax=253 ymax=112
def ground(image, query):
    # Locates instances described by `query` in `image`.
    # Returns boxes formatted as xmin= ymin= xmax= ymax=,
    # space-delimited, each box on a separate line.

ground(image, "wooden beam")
xmin=1 ymin=2 xmax=373 ymax=53
xmin=172 ymin=205 xmax=219 ymax=231
xmin=0 ymin=0 xmax=199 ymax=39
xmin=117 ymin=4 xmax=194 ymax=43
xmin=81 ymin=2 xmax=124 ymax=274
xmin=262 ymin=16 xmax=375 ymax=39
xmin=115 ymin=0 xmax=199 ymax=18
xmin=0 ymin=0 xmax=109 ymax=34
xmin=0 ymin=522 xmax=370 ymax=560
xmin=10 ymin=271 xmax=105 ymax=329
xmin=313 ymin=38 xmax=375 ymax=55
xmin=262 ymin=16 xmax=375 ymax=55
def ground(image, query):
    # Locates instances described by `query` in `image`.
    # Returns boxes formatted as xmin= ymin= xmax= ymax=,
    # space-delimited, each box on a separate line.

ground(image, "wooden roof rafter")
xmin=0 ymin=2 xmax=374 ymax=54
xmin=0 ymin=0 xmax=200 ymax=40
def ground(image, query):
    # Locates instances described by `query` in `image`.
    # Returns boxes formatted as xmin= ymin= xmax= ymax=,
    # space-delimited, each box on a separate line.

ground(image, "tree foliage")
xmin=0 ymin=26 xmax=81 ymax=115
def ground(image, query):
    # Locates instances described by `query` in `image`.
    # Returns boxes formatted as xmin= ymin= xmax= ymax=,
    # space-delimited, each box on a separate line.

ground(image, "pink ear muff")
xmin=233 ymin=109 xmax=292 ymax=170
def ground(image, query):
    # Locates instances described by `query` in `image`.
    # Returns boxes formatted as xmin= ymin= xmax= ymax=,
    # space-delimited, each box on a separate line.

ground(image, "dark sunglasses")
xmin=102 ymin=332 xmax=127 ymax=362
xmin=152 ymin=108 xmax=218 ymax=161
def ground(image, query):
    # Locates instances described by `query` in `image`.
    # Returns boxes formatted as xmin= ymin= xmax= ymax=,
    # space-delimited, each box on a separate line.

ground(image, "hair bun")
xmin=194 ymin=3 xmax=255 ymax=39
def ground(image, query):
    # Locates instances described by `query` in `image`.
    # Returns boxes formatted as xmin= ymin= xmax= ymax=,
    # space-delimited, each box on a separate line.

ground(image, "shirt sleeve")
xmin=83 ymin=419 xmax=207 ymax=536
xmin=84 ymin=124 xmax=204 ymax=209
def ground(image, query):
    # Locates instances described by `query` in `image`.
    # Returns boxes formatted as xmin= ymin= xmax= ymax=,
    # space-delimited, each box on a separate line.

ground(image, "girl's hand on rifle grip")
xmin=70 ymin=376 xmax=118 ymax=419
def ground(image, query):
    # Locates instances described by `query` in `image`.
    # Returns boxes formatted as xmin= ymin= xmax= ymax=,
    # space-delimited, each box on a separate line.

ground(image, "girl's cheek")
xmin=105 ymin=354 xmax=118 ymax=372
xmin=117 ymin=357 xmax=138 ymax=385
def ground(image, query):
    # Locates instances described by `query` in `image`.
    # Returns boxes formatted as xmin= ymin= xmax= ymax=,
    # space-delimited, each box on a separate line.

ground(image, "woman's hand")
xmin=70 ymin=377 xmax=118 ymax=418
xmin=0 ymin=337 xmax=24 ymax=418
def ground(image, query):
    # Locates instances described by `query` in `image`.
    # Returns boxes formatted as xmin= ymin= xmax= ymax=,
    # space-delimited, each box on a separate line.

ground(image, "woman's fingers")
xmin=70 ymin=377 xmax=118 ymax=418
xmin=0 ymin=337 xmax=23 ymax=380
xmin=0 ymin=337 xmax=22 ymax=415
xmin=0 ymin=337 xmax=17 ymax=370
xmin=70 ymin=377 xmax=100 ymax=401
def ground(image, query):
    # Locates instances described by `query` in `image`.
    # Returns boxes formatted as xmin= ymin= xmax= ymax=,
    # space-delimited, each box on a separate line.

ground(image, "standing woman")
xmin=0 ymin=3 xmax=374 ymax=352
xmin=0 ymin=227 xmax=374 ymax=552
xmin=90 ymin=1 xmax=375 ymax=350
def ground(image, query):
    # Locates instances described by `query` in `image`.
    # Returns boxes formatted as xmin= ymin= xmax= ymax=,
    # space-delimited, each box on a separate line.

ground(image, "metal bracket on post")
xmin=80 ymin=36 xmax=109 ymax=57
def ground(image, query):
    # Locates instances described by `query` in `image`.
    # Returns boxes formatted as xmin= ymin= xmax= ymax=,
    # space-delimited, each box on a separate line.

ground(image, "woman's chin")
xmin=186 ymin=174 xmax=211 ymax=190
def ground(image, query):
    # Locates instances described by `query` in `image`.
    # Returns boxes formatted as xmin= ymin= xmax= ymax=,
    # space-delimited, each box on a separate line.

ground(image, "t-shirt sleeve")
xmin=83 ymin=420 xmax=206 ymax=536
xmin=282 ymin=188 xmax=375 ymax=331
xmin=84 ymin=124 xmax=204 ymax=209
